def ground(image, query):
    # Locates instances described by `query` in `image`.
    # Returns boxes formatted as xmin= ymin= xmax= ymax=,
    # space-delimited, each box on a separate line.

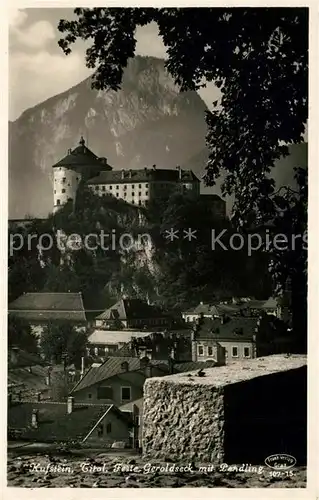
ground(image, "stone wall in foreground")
xmin=142 ymin=354 xmax=307 ymax=464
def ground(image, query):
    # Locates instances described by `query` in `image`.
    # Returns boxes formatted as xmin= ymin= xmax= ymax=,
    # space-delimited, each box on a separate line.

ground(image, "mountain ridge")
xmin=9 ymin=55 xmax=307 ymax=219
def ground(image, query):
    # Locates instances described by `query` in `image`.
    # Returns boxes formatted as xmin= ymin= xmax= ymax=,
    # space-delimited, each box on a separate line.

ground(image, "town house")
xmin=8 ymin=395 xmax=135 ymax=448
xmin=8 ymin=292 xmax=88 ymax=338
xmin=190 ymin=316 xmax=260 ymax=361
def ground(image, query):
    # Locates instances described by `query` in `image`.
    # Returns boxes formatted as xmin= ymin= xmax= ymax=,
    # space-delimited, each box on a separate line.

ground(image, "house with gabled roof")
xmin=8 ymin=396 xmax=134 ymax=448
xmin=71 ymin=356 xmax=170 ymax=406
xmin=190 ymin=316 xmax=259 ymax=362
xmin=182 ymin=296 xmax=284 ymax=324
xmin=8 ymin=292 xmax=87 ymax=337
xmin=182 ymin=301 xmax=241 ymax=323
xmin=189 ymin=313 xmax=288 ymax=362
xmin=94 ymin=297 xmax=172 ymax=330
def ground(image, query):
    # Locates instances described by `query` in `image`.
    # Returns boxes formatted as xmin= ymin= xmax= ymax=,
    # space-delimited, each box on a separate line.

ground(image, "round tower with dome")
xmin=52 ymin=136 xmax=112 ymax=213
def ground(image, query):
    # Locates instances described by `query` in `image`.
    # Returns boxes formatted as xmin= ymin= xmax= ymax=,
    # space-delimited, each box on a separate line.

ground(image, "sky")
xmin=9 ymin=8 xmax=219 ymax=121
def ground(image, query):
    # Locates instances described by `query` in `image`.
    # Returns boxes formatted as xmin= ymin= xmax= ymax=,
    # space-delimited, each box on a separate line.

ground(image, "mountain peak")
xmin=9 ymin=55 xmax=208 ymax=218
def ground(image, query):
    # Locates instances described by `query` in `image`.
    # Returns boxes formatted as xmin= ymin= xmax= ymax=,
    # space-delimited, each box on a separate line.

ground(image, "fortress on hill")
xmin=52 ymin=137 xmax=226 ymax=216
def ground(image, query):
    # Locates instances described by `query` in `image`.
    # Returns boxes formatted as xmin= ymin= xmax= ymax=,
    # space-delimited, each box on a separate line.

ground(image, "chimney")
xmin=80 ymin=356 xmax=85 ymax=378
xmin=9 ymin=346 xmax=19 ymax=365
xmin=176 ymin=165 xmax=182 ymax=180
xmin=45 ymin=372 xmax=51 ymax=386
xmin=36 ymin=392 xmax=41 ymax=402
xmin=121 ymin=169 xmax=125 ymax=180
xmin=129 ymin=169 xmax=132 ymax=178
xmin=121 ymin=361 xmax=129 ymax=372
xmin=152 ymin=164 xmax=156 ymax=170
xmin=67 ymin=396 xmax=74 ymax=414
xmin=68 ymin=148 xmax=72 ymax=154
xmin=144 ymin=364 xmax=153 ymax=378
xmin=191 ymin=330 xmax=197 ymax=362
xmin=221 ymin=314 xmax=228 ymax=325
xmin=146 ymin=349 xmax=153 ymax=360
xmin=31 ymin=409 xmax=38 ymax=428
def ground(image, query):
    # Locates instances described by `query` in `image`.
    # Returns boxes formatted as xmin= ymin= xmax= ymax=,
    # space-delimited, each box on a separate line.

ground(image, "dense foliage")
xmin=40 ymin=320 xmax=88 ymax=366
xmin=8 ymin=316 xmax=38 ymax=353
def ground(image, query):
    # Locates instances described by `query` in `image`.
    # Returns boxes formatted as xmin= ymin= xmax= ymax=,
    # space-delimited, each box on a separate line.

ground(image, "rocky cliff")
xmin=9 ymin=55 xmax=208 ymax=219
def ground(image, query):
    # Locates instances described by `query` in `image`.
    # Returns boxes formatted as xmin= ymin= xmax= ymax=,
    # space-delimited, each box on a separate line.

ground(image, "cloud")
xmin=9 ymin=9 xmax=28 ymax=28
xmin=10 ymin=9 xmax=56 ymax=49
xmin=9 ymin=50 xmax=92 ymax=120
xmin=14 ymin=20 xmax=56 ymax=49
xmin=135 ymin=22 xmax=167 ymax=59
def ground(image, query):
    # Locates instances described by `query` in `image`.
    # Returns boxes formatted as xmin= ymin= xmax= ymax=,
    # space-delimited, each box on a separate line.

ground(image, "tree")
xmin=8 ymin=316 xmax=38 ymax=353
xmin=8 ymin=218 xmax=60 ymax=302
xmin=58 ymin=8 xmax=308 ymax=348
xmin=40 ymin=320 xmax=88 ymax=366
xmin=49 ymin=370 xmax=73 ymax=402
xmin=148 ymin=192 xmax=271 ymax=307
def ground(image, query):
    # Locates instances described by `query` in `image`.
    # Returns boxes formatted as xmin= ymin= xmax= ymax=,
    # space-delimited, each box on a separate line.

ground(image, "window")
xmin=102 ymin=186 xmax=105 ymax=191
xmin=97 ymin=386 xmax=113 ymax=399
xmin=62 ymin=177 xmax=66 ymax=183
xmin=57 ymin=199 xmax=61 ymax=205
xmin=62 ymin=189 xmax=65 ymax=193
xmin=124 ymin=185 xmax=127 ymax=190
xmin=109 ymin=185 xmax=112 ymax=189
xmin=95 ymin=186 xmax=99 ymax=191
xmin=132 ymin=200 xmax=135 ymax=204
xmin=145 ymin=184 xmax=148 ymax=188
xmin=244 ymin=347 xmax=250 ymax=358
xmin=54 ymin=190 xmax=56 ymax=194
xmin=88 ymin=393 xmax=92 ymax=399
xmin=106 ymin=423 xmax=112 ymax=434
xmin=138 ymin=200 xmax=141 ymax=205
xmin=116 ymin=185 xmax=119 ymax=189
xmin=139 ymin=184 xmax=142 ymax=188
xmin=116 ymin=193 xmax=119 ymax=197
xmin=198 ymin=345 xmax=204 ymax=356
xmin=232 ymin=346 xmax=238 ymax=357
xmin=124 ymin=192 xmax=127 ymax=197
xmin=131 ymin=184 xmax=135 ymax=189
xmin=138 ymin=192 xmax=141 ymax=197
xmin=208 ymin=346 xmax=213 ymax=356
xmin=145 ymin=191 xmax=149 ymax=196
xmin=121 ymin=387 xmax=131 ymax=401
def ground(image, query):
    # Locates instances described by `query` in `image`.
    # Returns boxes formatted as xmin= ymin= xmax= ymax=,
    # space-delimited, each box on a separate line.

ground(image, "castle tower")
xmin=52 ymin=137 xmax=112 ymax=213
